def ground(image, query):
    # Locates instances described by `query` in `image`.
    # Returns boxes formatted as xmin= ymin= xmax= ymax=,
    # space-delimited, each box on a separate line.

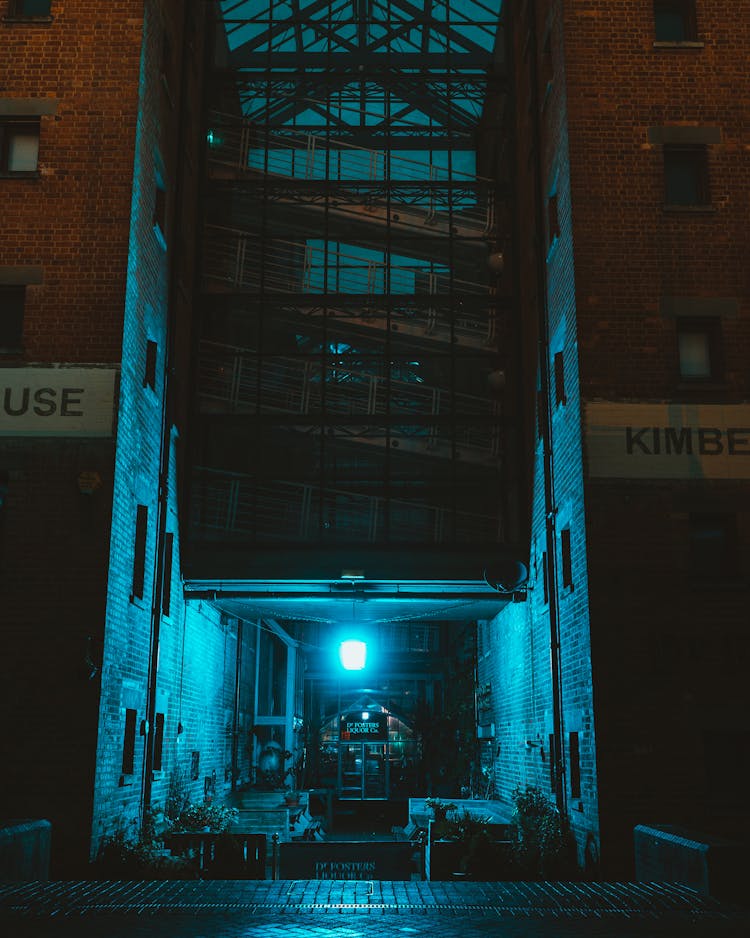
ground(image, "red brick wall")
xmin=562 ymin=0 xmax=750 ymax=398
xmin=0 ymin=0 xmax=144 ymax=362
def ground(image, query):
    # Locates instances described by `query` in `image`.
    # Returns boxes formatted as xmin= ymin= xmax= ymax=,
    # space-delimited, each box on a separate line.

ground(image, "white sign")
xmin=0 ymin=367 xmax=117 ymax=437
xmin=585 ymin=402 xmax=750 ymax=479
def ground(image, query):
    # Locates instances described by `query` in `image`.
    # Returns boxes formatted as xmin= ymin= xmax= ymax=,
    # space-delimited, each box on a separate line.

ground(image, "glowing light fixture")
xmin=339 ymin=639 xmax=367 ymax=671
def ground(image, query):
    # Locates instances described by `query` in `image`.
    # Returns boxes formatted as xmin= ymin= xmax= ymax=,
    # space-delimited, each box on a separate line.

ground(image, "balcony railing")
xmin=198 ymin=340 xmax=502 ymax=461
xmin=202 ymin=227 xmax=491 ymax=296
xmin=190 ymin=467 xmax=503 ymax=546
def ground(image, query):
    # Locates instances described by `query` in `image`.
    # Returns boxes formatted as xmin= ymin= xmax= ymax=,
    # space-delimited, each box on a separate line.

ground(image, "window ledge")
xmin=662 ymin=204 xmax=716 ymax=214
xmin=0 ymin=171 xmax=41 ymax=179
xmin=653 ymin=41 xmax=704 ymax=49
xmin=676 ymin=381 xmax=728 ymax=391
xmin=2 ymin=16 xmax=54 ymax=24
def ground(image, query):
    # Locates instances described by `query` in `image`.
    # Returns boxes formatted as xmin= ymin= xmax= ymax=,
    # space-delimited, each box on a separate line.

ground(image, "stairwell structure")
xmin=188 ymin=0 xmax=516 ymax=586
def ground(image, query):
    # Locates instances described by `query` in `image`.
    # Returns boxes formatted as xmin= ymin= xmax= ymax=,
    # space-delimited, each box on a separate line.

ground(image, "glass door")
xmin=363 ymin=743 xmax=387 ymax=798
xmin=340 ymin=743 xmax=363 ymax=799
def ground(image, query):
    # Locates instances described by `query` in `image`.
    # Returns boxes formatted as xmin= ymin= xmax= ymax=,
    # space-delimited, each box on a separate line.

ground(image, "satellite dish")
xmin=484 ymin=560 xmax=528 ymax=593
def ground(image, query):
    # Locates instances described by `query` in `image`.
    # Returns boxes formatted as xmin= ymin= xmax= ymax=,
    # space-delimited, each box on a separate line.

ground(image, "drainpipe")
xmin=231 ymin=617 xmax=243 ymax=791
xmin=142 ymin=0 xmax=196 ymax=829
xmin=522 ymin=0 xmax=567 ymax=820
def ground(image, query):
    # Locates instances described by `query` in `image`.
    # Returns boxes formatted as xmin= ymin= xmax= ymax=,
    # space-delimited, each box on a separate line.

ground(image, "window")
xmin=8 ymin=0 xmax=52 ymax=17
xmin=162 ymin=532 xmax=174 ymax=616
xmin=536 ymin=389 xmax=545 ymax=439
xmin=689 ymin=514 xmax=738 ymax=581
xmin=153 ymin=712 xmax=165 ymax=771
xmin=664 ymin=146 xmax=709 ymax=206
xmin=144 ymin=339 xmax=158 ymax=389
xmin=561 ymin=527 xmax=573 ymax=589
xmin=132 ymin=504 xmax=148 ymax=600
xmin=0 ymin=285 xmax=24 ymax=351
xmin=677 ymin=317 xmax=721 ymax=381
xmin=0 ymin=119 xmax=40 ymax=175
xmin=553 ymin=351 xmax=566 ymax=405
xmin=569 ymin=731 xmax=581 ymax=799
xmin=122 ymin=708 xmax=137 ymax=775
xmin=653 ymin=1 xmax=697 ymax=42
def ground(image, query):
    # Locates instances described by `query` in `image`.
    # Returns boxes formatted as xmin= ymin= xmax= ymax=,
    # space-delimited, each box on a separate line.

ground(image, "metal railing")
xmin=202 ymin=226 xmax=491 ymax=296
xmin=198 ymin=341 xmax=501 ymax=459
xmin=190 ymin=467 xmax=502 ymax=545
xmin=207 ymin=113 xmax=494 ymax=186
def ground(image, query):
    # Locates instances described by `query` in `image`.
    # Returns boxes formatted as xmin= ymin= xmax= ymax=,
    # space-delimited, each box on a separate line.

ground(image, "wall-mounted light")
xmin=339 ymin=639 xmax=367 ymax=671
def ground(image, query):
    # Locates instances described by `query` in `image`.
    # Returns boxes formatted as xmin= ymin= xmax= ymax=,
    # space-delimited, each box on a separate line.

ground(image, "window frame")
xmin=663 ymin=144 xmax=710 ymax=207
xmin=688 ymin=513 xmax=738 ymax=582
xmin=7 ymin=0 xmax=53 ymax=19
xmin=676 ymin=316 xmax=722 ymax=383
xmin=0 ymin=284 xmax=25 ymax=352
xmin=0 ymin=118 xmax=41 ymax=177
xmin=653 ymin=1 xmax=697 ymax=43
xmin=131 ymin=504 xmax=148 ymax=601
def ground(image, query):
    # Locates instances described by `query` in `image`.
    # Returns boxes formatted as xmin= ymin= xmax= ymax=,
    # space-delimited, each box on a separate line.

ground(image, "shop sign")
xmin=585 ymin=402 xmax=750 ymax=479
xmin=340 ymin=713 xmax=388 ymax=742
xmin=279 ymin=842 xmax=414 ymax=880
xmin=0 ymin=367 xmax=117 ymax=437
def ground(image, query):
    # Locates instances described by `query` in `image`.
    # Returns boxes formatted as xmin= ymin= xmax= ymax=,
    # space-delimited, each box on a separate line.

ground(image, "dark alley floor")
xmin=1 ymin=879 xmax=748 ymax=938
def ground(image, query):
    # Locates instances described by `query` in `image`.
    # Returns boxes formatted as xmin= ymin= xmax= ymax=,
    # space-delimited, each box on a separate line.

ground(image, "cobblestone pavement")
xmin=1 ymin=880 xmax=747 ymax=938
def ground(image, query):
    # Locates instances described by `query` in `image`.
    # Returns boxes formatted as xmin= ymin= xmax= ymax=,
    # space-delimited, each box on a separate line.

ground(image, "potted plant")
xmin=425 ymin=798 xmax=457 ymax=823
xmin=174 ymin=802 xmax=239 ymax=833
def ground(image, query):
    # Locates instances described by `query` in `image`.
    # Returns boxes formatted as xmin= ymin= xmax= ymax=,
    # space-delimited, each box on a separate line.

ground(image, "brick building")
xmin=1 ymin=0 xmax=747 ymax=879
xmin=0 ymin=0 xmax=261 ymax=875
xmin=477 ymin=0 xmax=749 ymax=877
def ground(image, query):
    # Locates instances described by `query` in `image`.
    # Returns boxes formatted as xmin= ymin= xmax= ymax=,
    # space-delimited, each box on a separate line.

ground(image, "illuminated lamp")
xmin=339 ymin=639 xmax=367 ymax=671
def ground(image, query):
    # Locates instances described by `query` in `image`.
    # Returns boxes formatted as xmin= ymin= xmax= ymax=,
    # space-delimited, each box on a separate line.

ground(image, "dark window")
xmin=9 ymin=0 xmax=52 ymax=16
xmin=162 ymin=532 xmax=174 ymax=616
xmin=0 ymin=286 xmax=24 ymax=351
xmin=153 ymin=712 xmax=165 ymax=771
xmin=144 ymin=339 xmax=158 ymax=389
xmin=0 ymin=119 xmax=40 ymax=174
xmin=190 ymin=750 xmax=200 ymax=780
xmin=561 ymin=527 xmax=573 ymax=588
xmin=553 ymin=351 xmax=566 ymax=405
xmin=122 ymin=708 xmax=137 ymax=775
xmin=547 ymin=192 xmax=560 ymax=247
xmin=654 ymin=1 xmax=697 ymax=42
xmin=677 ymin=317 xmax=721 ymax=381
xmin=689 ymin=514 xmax=738 ymax=581
xmin=542 ymin=551 xmax=549 ymax=604
xmin=132 ymin=504 xmax=148 ymax=600
xmin=569 ymin=731 xmax=581 ymax=798
xmin=664 ymin=146 xmax=709 ymax=205
xmin=536 ymin=388 xmax=545 ymax=438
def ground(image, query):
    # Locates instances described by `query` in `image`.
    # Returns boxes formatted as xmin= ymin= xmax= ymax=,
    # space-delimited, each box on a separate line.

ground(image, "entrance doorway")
xmin=340 ymin=742 xmax=387 ymax=799
xmin=319 ymin=698 xmax=416 ymax=800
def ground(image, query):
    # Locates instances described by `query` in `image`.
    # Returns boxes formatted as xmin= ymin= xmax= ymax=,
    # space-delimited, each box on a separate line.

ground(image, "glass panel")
xmin=340 ymin=743 xmax=363 ymax=799
xmin=678 ymin=330 xmax=710 ymax=378
xmin=8 ymin=130 xmax=39 ymax=172
xmin=363 ymin=743 xmax=386 ymax=798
